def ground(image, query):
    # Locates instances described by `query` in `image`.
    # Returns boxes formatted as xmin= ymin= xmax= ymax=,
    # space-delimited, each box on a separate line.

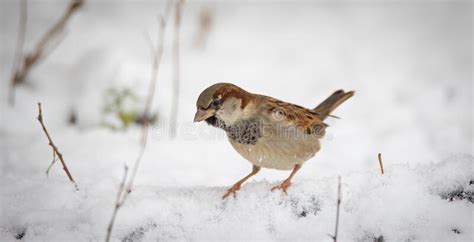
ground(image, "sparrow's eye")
xmin=211 ymin=99 xmax=222 ymax=108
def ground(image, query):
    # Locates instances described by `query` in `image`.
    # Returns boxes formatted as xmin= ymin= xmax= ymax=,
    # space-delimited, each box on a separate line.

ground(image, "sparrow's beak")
xmin=193 ymin=108 xmax=215 ymax=122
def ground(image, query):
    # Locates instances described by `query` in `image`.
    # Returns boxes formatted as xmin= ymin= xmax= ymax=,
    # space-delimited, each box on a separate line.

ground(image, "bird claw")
xmin=271 ymin=180 xmax=291 ymax=194
xmin=222 ymin=183 xmax=241 ymax=199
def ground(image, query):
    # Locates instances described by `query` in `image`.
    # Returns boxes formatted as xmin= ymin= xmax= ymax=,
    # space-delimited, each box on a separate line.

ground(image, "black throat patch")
xmin=205 ymin=116 xmax=261 ymax=145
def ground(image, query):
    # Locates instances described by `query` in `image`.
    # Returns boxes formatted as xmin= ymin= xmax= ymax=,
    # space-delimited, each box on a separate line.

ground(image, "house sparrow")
xmin=194 ymin=83 xmax=354 ymax=199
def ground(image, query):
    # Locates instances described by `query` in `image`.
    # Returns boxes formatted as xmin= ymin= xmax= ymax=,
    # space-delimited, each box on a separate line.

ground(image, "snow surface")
xmin=0 ymin=0 xmax=472 ymax=241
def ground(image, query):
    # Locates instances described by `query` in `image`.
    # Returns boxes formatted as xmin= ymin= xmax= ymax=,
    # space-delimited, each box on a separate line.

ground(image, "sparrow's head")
xmin=194 ymin=83 xmax=254 ymax=126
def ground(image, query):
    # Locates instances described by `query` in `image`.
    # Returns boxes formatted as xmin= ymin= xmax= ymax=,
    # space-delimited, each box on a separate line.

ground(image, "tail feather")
xmin=313 ymin=90 xmax=354 ymax=120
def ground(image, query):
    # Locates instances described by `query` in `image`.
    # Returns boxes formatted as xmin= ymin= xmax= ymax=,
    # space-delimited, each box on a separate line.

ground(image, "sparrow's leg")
xmin=223 ymin=165 xmax=261 ymax=199
xmin=271 ymin=164 xmax=302 ymax=194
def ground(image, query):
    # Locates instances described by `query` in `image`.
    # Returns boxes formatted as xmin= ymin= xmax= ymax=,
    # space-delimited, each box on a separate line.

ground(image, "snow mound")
xmin=1 ymin=155 xmax=472 ymax=241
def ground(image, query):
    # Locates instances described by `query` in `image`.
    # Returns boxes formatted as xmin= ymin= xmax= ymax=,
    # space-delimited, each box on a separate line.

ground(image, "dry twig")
xmin=141 ymin=2 xmax=173 ymax=144
xmin=105 ymin=2 xmax=172 ymax=241
xmin=169 ymin=0 xmax=183 ymax=139
xmin=378 ymin=153 xmax=385 ymax=175
xmin=105 ymin=165 xmax=128 ymax=242
xmin=8 ymin=0 xmax=28 ymax=105
xmin=9 ymin=0 xmax=84 ymax=105
xmin=193 ymin=6 xmax=213 ymax=49
xmin=36 ymin=102 xmax=78 ymax=190
xmin=328 ymin=176 xmax=342 ymax=242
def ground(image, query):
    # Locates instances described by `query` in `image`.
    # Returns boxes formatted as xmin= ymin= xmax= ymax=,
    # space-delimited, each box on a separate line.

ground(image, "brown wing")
xmin=257 ymin=95 xmax=327 ymax=137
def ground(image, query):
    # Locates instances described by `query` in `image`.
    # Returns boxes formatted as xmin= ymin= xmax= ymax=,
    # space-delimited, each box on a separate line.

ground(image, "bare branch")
xmin=34 ymin=0 xmax=83 ymax=57
xmin=169 ymin=0 xmax=183 ymax=139
xmin=105 ymin=165 xmax=128 ymax=242
xmin=36 ymin=102 xmax=78 ymax=190
xmin=328 ymin=176 xmax=342 ymax=242
xmin=105 ymin=2 xmax=173 ymax=241
xmin=132 ymin=0 xmax=172 ymax=191
xmin=378 ymin=153 xmax=385 ymax=175
xmin=8 ymin=0 xmax=28 ymax=105
xmin=141 ymin=0 xmax=172 ymax=144
xmin=9 ymin=0 xmax=84 ymax=105
xmin=193 ymin=6 xmax=213 ymax=49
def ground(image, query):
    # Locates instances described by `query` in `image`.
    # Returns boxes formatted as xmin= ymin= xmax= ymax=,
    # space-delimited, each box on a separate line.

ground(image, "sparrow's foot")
xmin=222 ymin=183 xmax=241 ymax=199
xmin=222 ymin=165 xmax=261 ymax=199
xmin=271 ymin=180 xmax=291 ymax=194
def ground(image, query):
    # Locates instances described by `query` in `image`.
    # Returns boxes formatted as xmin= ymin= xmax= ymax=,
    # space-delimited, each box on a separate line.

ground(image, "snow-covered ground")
xmin=0 ymin=0 xmax=472 ymax=241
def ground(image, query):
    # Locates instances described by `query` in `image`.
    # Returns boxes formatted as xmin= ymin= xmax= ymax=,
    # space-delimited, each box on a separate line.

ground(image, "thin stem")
xmin=329 ymin=176 xmax=342 ymax=242
xmin=9 ymin=0 xmax=83 ymax=104
xmin=8 ymin=0 xmax=28 ymax=105
xmin=105 ymin=165 xmax=129 ymax=242
xmin=169 ymin=0 xmax=183 ymax=139
xmin=378 ymin=153 xmax=385 ymax=175
xmin=104 ymin=2 xmax=173 ymax=241
xmin=36 ymin=102 xmax=78 ymax=190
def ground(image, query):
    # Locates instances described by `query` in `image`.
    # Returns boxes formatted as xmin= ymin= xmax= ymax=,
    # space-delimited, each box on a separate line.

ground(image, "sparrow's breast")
xmin=228 ymin=122 xmax=321 ymax=170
